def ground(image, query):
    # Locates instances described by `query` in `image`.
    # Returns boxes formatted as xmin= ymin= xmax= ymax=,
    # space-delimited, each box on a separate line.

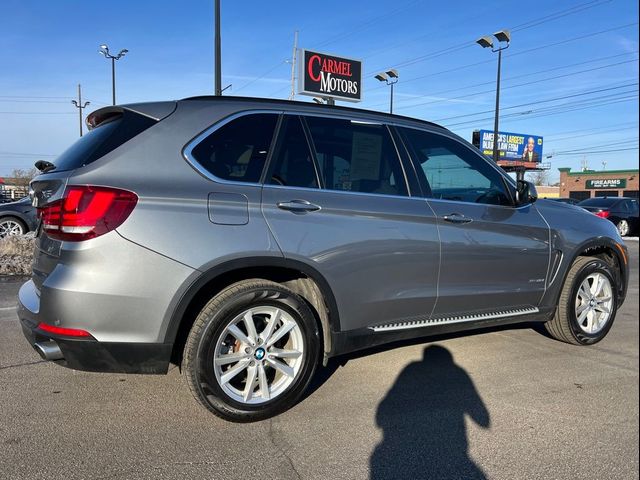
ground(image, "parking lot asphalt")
xmin=0 ymin=243 xmax=638 ymax=480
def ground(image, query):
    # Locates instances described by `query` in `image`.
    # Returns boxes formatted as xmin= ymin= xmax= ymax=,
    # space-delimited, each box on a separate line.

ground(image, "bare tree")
xmin=526 ymin=169 xmax=550 ymax=186
xmin=9 ymin=168 xmax=38 ymax=187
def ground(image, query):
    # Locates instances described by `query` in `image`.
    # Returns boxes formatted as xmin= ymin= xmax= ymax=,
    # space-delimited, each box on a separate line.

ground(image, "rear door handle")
xmin=276 ymin=200 xmax=321 ymax=214
xmin=442 ymin=213 xmax=473 ymax=224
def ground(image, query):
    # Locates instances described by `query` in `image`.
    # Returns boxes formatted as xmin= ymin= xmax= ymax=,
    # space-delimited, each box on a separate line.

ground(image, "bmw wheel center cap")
xmin=254 ymin=347 xmax=266 ymax=360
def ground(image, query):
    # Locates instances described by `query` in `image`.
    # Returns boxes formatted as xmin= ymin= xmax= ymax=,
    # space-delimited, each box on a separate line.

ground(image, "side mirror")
xmin=516 ymin=180 xmax=538 ymax=205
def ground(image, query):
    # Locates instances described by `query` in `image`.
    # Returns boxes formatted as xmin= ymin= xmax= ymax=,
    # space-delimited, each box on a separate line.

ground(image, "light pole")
xmin=214 ymin=0 xmax=222 ymax=95
xmin=99 ymin=44 xmax=128 ymax=105
xmin=476 ymin=30 xmax=510 ymax=164
xmin=374 ymin=69 xmax=399 ymax=114
xmin=71 ymin=84 xmax=90 ymax=137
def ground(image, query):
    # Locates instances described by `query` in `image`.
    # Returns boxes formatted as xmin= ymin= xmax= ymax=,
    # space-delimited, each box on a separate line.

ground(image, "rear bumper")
xmin=18 ymin=280 xmax=171 ymax=374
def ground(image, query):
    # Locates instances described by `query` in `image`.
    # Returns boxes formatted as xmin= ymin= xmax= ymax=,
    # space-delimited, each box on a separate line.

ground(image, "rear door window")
xmin=53 ymin=112 xmax=156 ymax=172
xmin=304 ymin=116 xmax=408 ymax=197
xmin=267 ymin=116 xmax=318 ymax=189
xmin=190 ymin=113 xmax=278 ymax=183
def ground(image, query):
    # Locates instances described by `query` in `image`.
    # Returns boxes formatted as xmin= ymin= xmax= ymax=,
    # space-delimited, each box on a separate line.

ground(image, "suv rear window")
xmin=190 ymin=113 xmax=278 ymax=183
xmin=53 ymin=111 xmax=156 ymax=172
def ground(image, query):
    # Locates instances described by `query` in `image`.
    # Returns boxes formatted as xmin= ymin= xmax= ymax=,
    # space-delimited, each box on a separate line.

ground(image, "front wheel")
xmin=544 ymin=256 xmax=618 ymax=345
xmin=183 ymin=279 xmax=320 ymax=422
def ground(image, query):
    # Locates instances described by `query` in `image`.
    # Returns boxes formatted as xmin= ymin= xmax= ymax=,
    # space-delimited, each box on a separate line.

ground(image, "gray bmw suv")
xmin=18 ymin=97 xmax=629 ymax=422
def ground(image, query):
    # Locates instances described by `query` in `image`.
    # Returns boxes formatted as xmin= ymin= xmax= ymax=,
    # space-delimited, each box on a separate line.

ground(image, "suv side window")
xmin=400 ymin=127 xmax=513 ymax=206
xmin=304 ymin=116 xmax=408 ymax=197
xmin=190 ymin=113 xmax=278 ymax=183
xmin=267 ymin=116 xmax=318 ymax=189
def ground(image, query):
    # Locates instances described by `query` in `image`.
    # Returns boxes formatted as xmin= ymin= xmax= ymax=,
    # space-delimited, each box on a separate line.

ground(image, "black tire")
xmin=0 ymin=216 xmax=27 ymax=238
xmin=182 ymin=279 xmax=321 ymax=422
xmin=544 ymin=256 xmax=618 ymax=345
xmin=616 ymin=219 xmax=630 ymax=237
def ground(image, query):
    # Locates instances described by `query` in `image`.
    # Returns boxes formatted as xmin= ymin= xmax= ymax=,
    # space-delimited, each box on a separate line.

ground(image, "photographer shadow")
xmin=370 ymin=345 xmax=490 ymax=480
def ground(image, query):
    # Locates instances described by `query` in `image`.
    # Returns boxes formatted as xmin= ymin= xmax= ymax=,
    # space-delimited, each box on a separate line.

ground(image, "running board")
xmin=369 ymin=307 xmax=540 ymax=332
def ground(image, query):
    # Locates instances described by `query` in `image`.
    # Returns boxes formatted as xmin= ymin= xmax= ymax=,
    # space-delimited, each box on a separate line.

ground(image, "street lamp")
xmin=476 ymin=30 xmax=510 ymax=164
xmin=98 ymin=44 xmax=128 ymax=105
xmin=374 ymin=69 xmax=399 ymax=114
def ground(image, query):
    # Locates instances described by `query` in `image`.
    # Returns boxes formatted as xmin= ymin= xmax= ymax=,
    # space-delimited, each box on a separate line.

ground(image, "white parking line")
xmin=0 ymin=306 xmax=17 ymax=311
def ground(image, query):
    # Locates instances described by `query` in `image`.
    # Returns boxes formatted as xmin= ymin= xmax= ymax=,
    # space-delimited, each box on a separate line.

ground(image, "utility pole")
xmin=214 ymin=0 xmax=222 ymax=95
xmin=71 ymin=84 xmax=90 ymax=137
xmin=288 ymin=30 xmax=298 ymax=100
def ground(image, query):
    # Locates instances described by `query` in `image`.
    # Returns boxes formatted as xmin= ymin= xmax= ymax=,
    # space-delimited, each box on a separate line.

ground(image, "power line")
xmin=365 ymin=1 xmax=618 ymax=75
xmin=444 ymin=94 xmax=638 ymax=127
xmin=366 ymin=51 xmax=638 ymax=109
xmin=551 ymin=147 xmax=638 ymax=156
xmin=0 ymin=111 xmax=75 ymax=115
xmin=363 ymin=22 xmax=639 ymax=97
xmin=234 ymin=61 xmax=288 ymax=93
xmin=399 ymin=58 xmax=637 ymax=111
xmin=546 ymin=128 xmax=640 ymax=146
xmin=311 ymin=0 xmax=422 ymax=50
xmin=0 ymin=151 xmax=57 ymax=157
xmin=433 ymin=82 xmax=638 ymax=122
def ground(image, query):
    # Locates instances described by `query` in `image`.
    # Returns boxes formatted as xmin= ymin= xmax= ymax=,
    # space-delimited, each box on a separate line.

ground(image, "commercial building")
xmin=558 ymin=168 xmax=639 ymax=201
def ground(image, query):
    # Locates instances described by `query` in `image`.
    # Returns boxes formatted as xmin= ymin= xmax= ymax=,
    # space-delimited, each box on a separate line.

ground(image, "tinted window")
xmin=268 ymin=116 xmax=318 ymax=189
xmin=191 ymin=114 xmax=278 ymax=183
xmin=304 ymin=116 xmax=408 ymax=197
xmin=578 ymin=197 xmax=621 ymax=207
xmin=53 ymin=112 xmax=156 ymax=172
xmin=400 ymin=128 xmax=512 ymax=206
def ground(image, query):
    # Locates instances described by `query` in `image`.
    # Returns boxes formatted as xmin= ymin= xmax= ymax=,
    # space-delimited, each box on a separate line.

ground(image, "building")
xmin=558 ymin=168 xmax=639 ymax=201
xmin=536 ymin=185 xmax=560 ymax=198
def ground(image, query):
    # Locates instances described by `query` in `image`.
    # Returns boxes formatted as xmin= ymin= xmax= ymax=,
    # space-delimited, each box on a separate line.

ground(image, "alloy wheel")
xmin=574 ymin=272 xmax=613 ymax=335
xmin=0 ymin=219 xmax=24 ymax=238
xmin=213 ymin=306 xmax=304 ymax=405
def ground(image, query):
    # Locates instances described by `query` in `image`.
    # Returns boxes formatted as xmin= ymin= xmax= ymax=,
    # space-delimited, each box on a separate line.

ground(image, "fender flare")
xmin=550 ymin=236 xmax=629 ymax=308
xmin=162 ymin=256 xmax=341 ymax=348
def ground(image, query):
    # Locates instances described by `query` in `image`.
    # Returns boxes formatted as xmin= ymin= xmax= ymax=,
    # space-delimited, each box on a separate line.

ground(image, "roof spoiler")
xmin=86 ymin=101 xmax=177 ymax=130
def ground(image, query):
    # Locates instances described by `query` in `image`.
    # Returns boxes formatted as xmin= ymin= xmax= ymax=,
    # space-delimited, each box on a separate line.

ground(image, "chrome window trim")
xmin=183 ymin=108 xmax=420 ymax=199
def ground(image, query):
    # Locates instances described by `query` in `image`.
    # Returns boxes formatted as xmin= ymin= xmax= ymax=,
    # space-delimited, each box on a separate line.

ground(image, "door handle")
xmin=443 ymin=213 xmax=473 ymax=224
xmin=276 ymin=200 xmax=321 ymax=214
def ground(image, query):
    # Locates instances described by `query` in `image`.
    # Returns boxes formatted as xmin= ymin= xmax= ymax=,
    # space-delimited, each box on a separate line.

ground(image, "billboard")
xmin=298 ymin=49 xmax=362 ymax=102
xmin=476 ymin=130 xmax=543 ymax=162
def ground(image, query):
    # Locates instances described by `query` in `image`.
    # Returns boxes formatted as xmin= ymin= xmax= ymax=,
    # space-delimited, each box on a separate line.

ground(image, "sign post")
xmin=298 ymin=49 xmax=363 ymax=103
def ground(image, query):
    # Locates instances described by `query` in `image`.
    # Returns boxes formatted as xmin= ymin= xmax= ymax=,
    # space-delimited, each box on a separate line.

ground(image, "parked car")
xmin=0 ymin=196 xmax=37 ymax=238
xmin=18 ymin=97 xmax=629 ymax=422
xmin=578 ymin=197 xmax=639 ymax=236
xmin=549 ymin=197 xmax=581 ymax=205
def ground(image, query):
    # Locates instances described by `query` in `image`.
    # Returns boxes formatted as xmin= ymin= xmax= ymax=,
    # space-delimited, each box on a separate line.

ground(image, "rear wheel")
xmin=0 ymin=217 xmax=26 ymax=238
xmin=183 ymin=279 xmax=320 ymax=422
xmin=616 ymin=219 xmax=630 ymax=237
xmin=545 ymin=256 xmax=618 ymax=345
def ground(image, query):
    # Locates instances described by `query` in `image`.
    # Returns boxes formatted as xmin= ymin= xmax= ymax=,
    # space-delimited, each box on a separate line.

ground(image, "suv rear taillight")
xmin=39 ymin=185 xmax=137 ymax=241
xmin=595 ymin=210 xmax=610 ymax=219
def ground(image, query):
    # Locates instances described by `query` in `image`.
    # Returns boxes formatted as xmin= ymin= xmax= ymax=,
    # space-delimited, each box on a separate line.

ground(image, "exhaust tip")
xmin=34 ymin=341 xmax=64 ymax=361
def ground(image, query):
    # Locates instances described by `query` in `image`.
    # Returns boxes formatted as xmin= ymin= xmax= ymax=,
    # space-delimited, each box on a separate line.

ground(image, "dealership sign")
xmin=476 ymin=130 xmax=543 ymax=162
xmin=586 ymin=179 xmax=627 ymax=189
xmin=298 ymin=49 xmax=362 ymax=102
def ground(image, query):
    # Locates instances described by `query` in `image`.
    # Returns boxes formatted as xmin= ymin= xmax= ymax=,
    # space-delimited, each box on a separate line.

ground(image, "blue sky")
xmin=1 ymin=0 xmax=638 ymax=180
